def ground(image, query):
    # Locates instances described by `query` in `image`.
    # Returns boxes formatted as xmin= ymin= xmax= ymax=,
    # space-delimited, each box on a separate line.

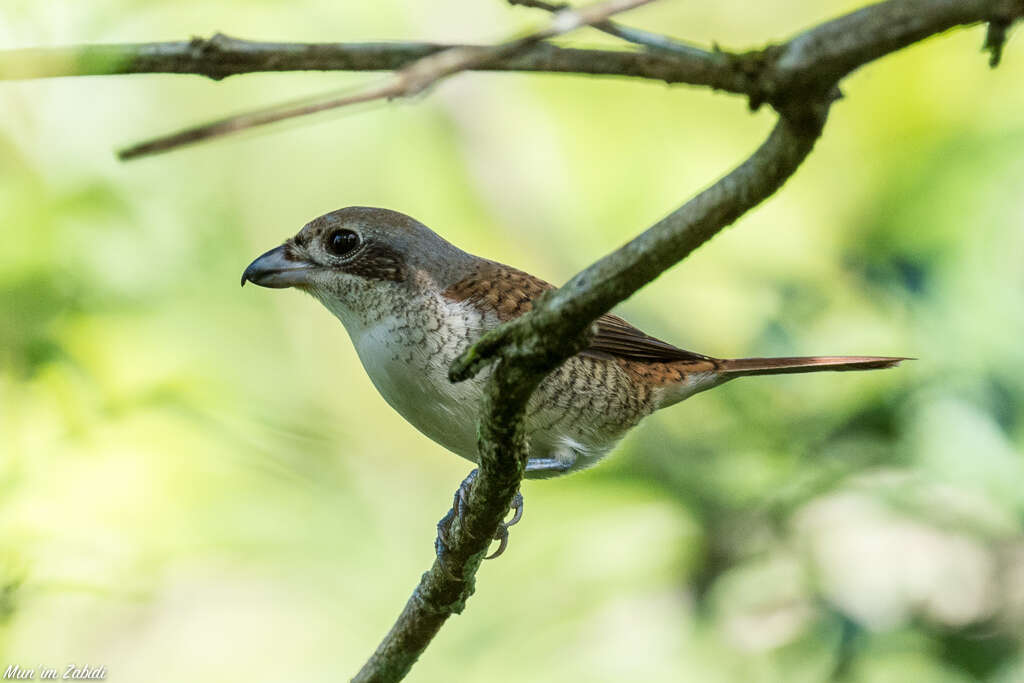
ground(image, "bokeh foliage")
xmin=2 ymin=1 xmax=1023 ymax=681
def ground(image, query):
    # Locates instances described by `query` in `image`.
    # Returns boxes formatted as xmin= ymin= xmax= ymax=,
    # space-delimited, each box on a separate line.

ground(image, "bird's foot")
xmin=486 ymin=487 xmax=524 ymax=560
xmin=435 ymin=469 xmax=524 ymax=577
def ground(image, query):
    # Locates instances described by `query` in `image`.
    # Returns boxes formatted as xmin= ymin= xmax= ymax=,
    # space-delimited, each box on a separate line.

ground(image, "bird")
xmin=242 ymin=206 xmax=904 ymax=554
xmin=243 ymin=206 xmax=905 ymax=477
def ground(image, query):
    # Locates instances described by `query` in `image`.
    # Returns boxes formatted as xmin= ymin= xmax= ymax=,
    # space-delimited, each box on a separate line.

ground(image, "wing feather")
xmin=443 ymin=261 xmax=708 ymax=364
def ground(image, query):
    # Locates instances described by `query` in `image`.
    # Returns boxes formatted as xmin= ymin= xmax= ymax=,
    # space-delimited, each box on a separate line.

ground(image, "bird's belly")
xmin=351 ymin=320 xmax=659 ymax=476
xmin=521 ymin=354 xmax=659 ymax=476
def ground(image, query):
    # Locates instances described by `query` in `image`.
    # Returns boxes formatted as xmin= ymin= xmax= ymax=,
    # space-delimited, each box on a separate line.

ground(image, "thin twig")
xmin=117 ymin=0 xmax=654 ymax=159
xmin=508 ymin=0 xmax=712 ymax=58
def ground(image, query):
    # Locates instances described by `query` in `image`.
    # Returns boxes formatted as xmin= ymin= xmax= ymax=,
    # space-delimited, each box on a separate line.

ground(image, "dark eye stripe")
xmin=345 ymin=242 xmax=407 ymax=282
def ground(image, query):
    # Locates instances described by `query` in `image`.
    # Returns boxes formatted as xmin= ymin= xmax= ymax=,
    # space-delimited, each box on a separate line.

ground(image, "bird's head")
xmin=242 ymin=206 xmax=475 ymax=328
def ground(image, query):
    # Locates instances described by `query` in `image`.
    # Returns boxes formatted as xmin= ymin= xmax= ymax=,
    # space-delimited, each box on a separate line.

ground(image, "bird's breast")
xmin=348 ymin=299 xmax=488 ymax=462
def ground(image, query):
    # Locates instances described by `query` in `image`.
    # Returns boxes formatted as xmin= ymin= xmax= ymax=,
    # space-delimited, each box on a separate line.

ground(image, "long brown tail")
xmin=719 ymin=355 xmax=908 ymax=377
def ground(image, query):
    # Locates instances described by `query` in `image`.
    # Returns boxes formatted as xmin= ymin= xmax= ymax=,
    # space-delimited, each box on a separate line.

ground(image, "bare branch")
xmin=753 ymin=0 xmax=1023 ymax=100
xmin=117 ymin=0 xmax=655 ymax=159
xmin=2 ymin=0 xmax=1016 ymax=108
xmin=0 ymin=37 xmax=737 ymax=89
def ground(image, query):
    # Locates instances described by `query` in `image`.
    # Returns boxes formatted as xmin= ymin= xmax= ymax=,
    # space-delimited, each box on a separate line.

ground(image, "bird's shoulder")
xmin=442 ymin=260 xmax=712 ymax=365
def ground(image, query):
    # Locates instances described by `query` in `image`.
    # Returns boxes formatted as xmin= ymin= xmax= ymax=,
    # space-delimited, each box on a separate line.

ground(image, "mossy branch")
xmin=366 ymin=1 xmax=1022 ymax=678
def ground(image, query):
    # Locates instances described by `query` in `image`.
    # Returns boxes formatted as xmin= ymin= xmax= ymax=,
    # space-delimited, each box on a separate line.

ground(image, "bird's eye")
xmin=326 ymin=229 xmax=360 ymax=256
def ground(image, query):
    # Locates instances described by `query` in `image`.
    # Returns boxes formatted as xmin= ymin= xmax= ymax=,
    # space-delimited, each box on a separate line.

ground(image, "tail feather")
xmin=719 ymin=355 xmax=909 ymax=377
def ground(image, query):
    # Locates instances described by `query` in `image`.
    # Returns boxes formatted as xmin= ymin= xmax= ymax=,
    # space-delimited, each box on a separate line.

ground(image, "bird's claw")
xmin=435 ymin=469 xmax=524 ymax=575
xmin=484 ymin=490 xmax=524 ymax=560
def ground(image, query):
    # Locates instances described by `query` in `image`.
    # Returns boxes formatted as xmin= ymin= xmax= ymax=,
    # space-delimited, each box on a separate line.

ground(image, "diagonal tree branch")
xmin=115 ymin=0 xmax=654 ymax=159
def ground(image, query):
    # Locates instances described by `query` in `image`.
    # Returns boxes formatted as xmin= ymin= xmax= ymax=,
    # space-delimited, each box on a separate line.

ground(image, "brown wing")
xmin=588 ymin=313 xmax=709 ymax=362
xmin=443 ymin=261 xmax=709 ymax=364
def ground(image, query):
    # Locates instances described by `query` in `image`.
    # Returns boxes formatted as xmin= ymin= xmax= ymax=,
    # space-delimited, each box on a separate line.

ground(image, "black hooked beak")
xmin=241 ymin=245 xmax=314 ymax=289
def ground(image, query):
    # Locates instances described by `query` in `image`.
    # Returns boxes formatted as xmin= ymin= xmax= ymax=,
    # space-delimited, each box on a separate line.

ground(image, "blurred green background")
xmin=2 ymin=1 xmax=1024 ymax=681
